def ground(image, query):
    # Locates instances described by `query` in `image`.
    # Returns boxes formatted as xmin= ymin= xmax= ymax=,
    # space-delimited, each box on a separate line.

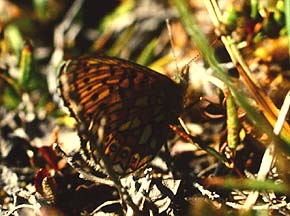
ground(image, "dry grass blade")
xmin=205 ymin=0 xmax=290 ymax=144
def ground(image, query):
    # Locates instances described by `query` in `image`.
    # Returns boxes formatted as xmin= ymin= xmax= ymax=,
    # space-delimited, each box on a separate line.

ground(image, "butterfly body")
xmin=59 ymin=56 xmax=184 ymax=176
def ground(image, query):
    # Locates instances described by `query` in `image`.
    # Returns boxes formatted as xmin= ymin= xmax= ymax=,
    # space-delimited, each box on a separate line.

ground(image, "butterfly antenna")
xmin=166 ymin=19 xmax=181 ymax=83
xmin=180 ymin=36 xmax=218 ymax=87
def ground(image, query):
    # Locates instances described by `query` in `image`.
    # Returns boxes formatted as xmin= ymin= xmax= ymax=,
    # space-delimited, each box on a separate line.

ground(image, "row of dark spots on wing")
xmin=104 ymin=134 xmax=129 ymax=174
xmin=95 ymin=85 xmax=144 ymax=169
xmin=80 ymin=67 xmax=135 ymax=119
xmin=102 ymin=99 xmax=148 ymax=133
xmin=84 ymin=64 xmax=153 ymax=107
xmin=102 ymin=102 xmax=165 ymax=170
xmin=101 ymin=86 xmax=168 ymax=134
xmin=72 ymin=62 xmax=107 ymax=121
xmin=85 ymin=86 xmax=166 ymax=130
xmin=117 ymin=68 xmax=152 ymax=104
xmin=75 ymin=60 xmax=92 ymax=79
xmin=81 ymin=92 xmax=110 ymax=121
xmin=118 ymin=67 xmax=136 ymax=94
xmin=123 ymin=123 xmax=166 ymax=173
xmin=89 ymin=103 xmax=168 ymax=164
xmin=108 ymin=142 xmax=130 ymax=160
xmin=60 ymin=60 xmax=109 ymax=124
xmin=104 ymin=133 xmax=137 ymax=175
xmin=98 ymin=71 xmax=166 ymax=174
xmin=78 ymin=84 xmax=108 ymax=107
xmin=78 ymin=81 xmax=107 ymax=109
xmin=74 ymin=61 xmax=166 ymax=133
xmin=69 ymin=60 xmax=90 ymax=99
xmin=77 ymin=64 xmax=115 ymax=114
xmin=82 ymin=64 xmax=119 ymax=103
xmin=103 ymin=132 xmax=129 ymax=164
xmin=126 ymin=96 xmax=171 ymax=170
xmin=77 ymin=62 xmax=113 ymax=87
xmin=86 ymin=62 xmax=116 ymax=76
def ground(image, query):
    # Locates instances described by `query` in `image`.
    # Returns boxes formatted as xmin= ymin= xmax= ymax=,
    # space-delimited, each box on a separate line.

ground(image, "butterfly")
xmin=58 ymin=56 xmax=187 ymax=176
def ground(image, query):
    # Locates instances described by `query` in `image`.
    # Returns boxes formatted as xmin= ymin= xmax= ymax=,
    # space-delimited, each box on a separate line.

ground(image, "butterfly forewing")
xmin=59 ymin=56 xmax=184 ymax=176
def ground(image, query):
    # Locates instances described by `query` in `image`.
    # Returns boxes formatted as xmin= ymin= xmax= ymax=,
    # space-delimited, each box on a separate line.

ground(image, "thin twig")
xmin=90 ymin=200 xmax=121 ymax=215
xmin=4 ymin=204 xmax=41 ymax=216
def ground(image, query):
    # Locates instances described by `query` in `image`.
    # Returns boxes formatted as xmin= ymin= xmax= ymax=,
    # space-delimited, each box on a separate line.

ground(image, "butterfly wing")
xmin=59 ymin=56 xmax=183 ymax=175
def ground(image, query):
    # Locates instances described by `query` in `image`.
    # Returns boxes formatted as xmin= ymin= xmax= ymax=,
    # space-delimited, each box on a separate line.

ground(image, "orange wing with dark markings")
xmin=59 ymin=56 xmax=184 ymax=176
